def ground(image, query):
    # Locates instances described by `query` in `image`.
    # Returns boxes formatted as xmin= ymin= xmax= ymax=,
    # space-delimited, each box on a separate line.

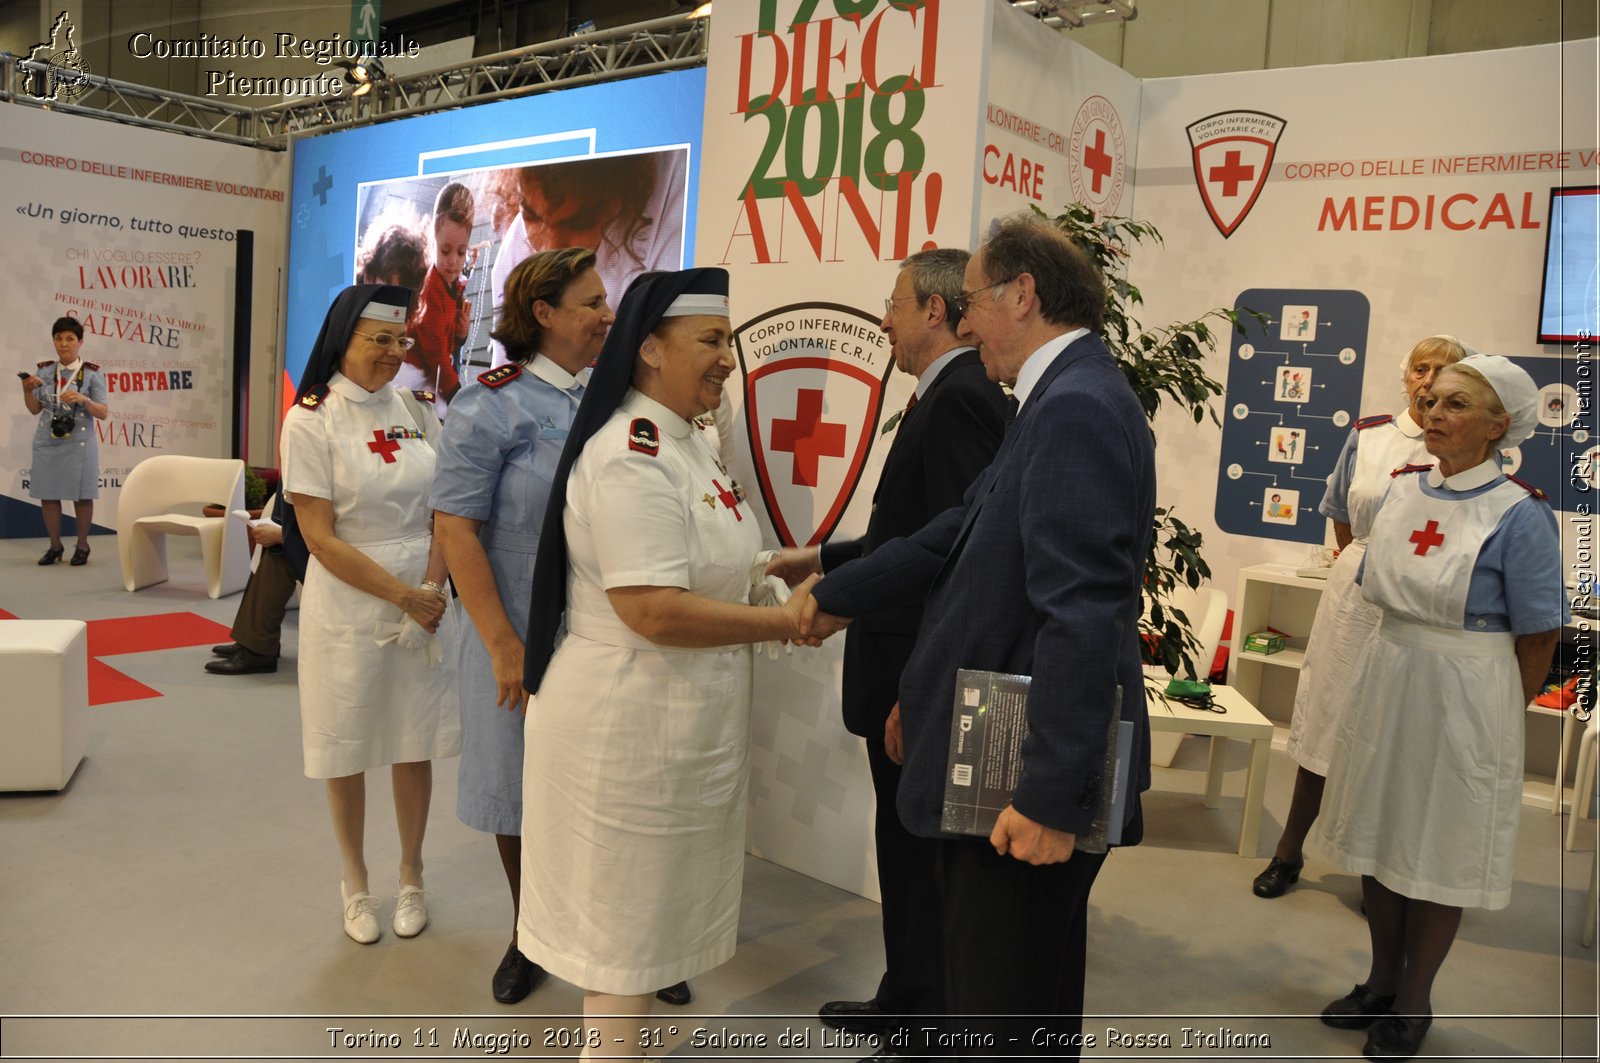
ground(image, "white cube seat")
xmin=0 ymin=619 xmax=88 ymax=791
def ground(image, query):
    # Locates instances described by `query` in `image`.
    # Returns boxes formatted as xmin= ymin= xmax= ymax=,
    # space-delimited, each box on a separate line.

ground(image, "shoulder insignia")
xmin=297 ymin=384 xmax=329 ymax=411
xmin=1354 ymin=413 xmax=1394 ymax=430
xmin=478 ymin=364 xmax=521 ymax=388
xmin=627 ymin=417 xmax=660 ymax=457
xmin=82 ymin=361 xmax=100 ymax=372
xmin=1506 ymin=474 xmax=1548 ymax=500
xmin=411 ymin=388 xmax=436 ymax=404
xmin=1390 ymin=462 xmax=1433 ymax=478
xmin=36 ymin=359 xmax=52 ymax=368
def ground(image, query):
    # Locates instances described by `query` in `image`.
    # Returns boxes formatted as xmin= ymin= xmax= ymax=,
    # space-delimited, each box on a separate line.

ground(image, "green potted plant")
xmin=204 ymin=467 xmax=271 ymax=519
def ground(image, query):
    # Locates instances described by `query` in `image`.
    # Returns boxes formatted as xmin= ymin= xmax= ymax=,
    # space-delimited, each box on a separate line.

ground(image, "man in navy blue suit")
xmin=799 ymin=214 xmax=1155 ymax=1058
xmin=768 ymin=248 xmax=1009 ymax=1055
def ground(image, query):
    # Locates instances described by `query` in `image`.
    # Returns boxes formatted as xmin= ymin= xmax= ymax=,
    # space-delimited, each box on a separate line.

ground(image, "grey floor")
xmin=1 ymin=535 xmax=1596 ymax=1061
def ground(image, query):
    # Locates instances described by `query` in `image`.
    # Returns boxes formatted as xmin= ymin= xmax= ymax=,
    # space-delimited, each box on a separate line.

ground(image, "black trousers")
xmin=866 ymin=735 xmax=944 ymax=1019
xmin=229 ymin=548 xmax=296 ymax=656
xmin=930 ymin=838 xmax=1107 ymax=1060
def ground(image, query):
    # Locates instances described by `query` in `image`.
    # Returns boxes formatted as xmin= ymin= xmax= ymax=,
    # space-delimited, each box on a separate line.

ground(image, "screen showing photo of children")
xmin=354 ymin=146 xmax=689 ymax=409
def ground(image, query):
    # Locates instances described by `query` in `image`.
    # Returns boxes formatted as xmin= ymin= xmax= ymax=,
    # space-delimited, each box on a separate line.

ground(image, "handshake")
xmin=766 ymin=547 xmax=850 ymax=648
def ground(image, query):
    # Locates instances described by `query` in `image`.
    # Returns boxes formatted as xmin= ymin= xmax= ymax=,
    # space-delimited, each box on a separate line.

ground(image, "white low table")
xmin=1146 ymin=683 xmax=1273 ymax=857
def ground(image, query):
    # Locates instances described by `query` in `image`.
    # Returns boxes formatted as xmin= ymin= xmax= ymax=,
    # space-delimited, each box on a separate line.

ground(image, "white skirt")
xmin=518 ymin=633 xmax=752 ymax=995
xmin=1284 ymin=541 xmax=1380 ymax=775
xmin=1317 ymin=615 xmax=1523 ymax=909
xmin=297 ymin=535 xmax=461 ymax=778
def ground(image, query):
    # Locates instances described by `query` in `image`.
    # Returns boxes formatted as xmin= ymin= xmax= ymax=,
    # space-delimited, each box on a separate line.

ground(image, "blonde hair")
xmin=1401 ymin=334 xmax=1467 ymax=379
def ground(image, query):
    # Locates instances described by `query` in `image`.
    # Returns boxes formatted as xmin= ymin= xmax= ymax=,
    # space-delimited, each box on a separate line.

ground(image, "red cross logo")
xmin=770 ymin=388 xmax=846 ymax=487
xmin=1208 ymin=150 xmax=1255 ymax=197
xmin=712 ymin=478 xmax=743 ymax=521
xmin=367 ymin=430 xmax=401 ymax=463
xmin=1409 ymin=520 xmax=1445 ymax=556
xmin=1083 ymin=129 xmax=1113 ymax=193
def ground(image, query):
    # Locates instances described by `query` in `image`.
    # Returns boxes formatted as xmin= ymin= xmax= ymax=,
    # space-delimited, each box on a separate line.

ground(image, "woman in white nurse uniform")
xmin=518 ymin=268 xmax=841 ymax=1057
xmin=1254 ymin=335 xmax=1467 ymax=899
xmin=1316 ymin=356 xmax=1564 ymax=1061
xmin=281 ymin=284 xmax=461 ymax=946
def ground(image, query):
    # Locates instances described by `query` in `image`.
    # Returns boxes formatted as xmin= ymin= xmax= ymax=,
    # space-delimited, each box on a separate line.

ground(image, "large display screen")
xmin=1537 ymin=186 xmax=1599 ymax=345
xmin=285 ymin=68 xmax=706 ymax=401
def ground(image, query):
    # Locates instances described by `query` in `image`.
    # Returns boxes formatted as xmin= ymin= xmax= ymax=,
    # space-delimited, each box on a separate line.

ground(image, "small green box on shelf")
xmin=1243 ymin=630 xmax=1287 ymax=655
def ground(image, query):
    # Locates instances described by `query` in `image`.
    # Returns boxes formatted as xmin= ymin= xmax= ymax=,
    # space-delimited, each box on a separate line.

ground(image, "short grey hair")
xmin=900 ymin=247 xmax=970 ymax=333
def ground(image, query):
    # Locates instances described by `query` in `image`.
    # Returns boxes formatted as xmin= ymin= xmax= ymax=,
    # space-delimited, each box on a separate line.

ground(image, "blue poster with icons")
xmin=1214 ymin=288 xmax=1370 ymax=545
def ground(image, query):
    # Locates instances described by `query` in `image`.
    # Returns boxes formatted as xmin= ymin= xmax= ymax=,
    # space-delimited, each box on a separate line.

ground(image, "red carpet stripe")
xmin=2 ymin=608 xmax=233 ymax=706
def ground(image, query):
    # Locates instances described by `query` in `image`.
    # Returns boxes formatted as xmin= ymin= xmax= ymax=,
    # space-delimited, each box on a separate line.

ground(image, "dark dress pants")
xmin=866 ymin=735 xmax=945 ymax=1022
xmin=935 ymin=838 xmax=1108 ymax=1060
xmin=229 ymin=548 xmax=296 ymax=656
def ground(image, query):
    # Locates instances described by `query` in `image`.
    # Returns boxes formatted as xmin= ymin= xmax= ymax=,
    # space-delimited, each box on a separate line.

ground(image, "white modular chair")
xmin=117 ymin=455 xmax=250 ymax=599
xmin=1145 ymin=584 xmax=1229 ymax=768
xmin=0 ymin=620 xmax=88 ymax=791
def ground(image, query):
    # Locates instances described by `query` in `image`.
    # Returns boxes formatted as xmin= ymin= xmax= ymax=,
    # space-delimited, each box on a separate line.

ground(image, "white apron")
xmin=1286 ymin=414 xmax=1427 ymax=773
xmin=519 ymin=392 xmax=763 ymax=995
xmin=283 ymin=376 xmax=461 ymax=779
xmin=1317 ymin=469 xmax=1528 ymax=909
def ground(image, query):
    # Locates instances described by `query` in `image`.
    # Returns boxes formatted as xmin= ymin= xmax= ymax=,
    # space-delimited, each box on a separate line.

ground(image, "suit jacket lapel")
xmin=872 ymin=347 xmax=980 ymax=504
xmin=935 ymin=333 xmax=1106 ymax=573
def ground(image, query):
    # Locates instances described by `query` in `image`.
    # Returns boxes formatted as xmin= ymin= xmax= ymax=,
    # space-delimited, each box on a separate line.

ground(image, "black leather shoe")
xmin=204 ymin=647 xmax=279 ymax=675
xmin=1252 ymin=855 xmax=1304 ymax=898
xmin=37 ymin=545 xmax=63 ymax=566
xmin=655 ymin=980 xmax=692 ymax=1006
xmin=1322 ymin=984 xmax=1398 ymax=1029
xmin=491 ymin=943 xmax=547 ymax=1004
xmin=212 ymin=643 xmax=242 ymax=658
xmin=69 ymin=545 xmax=90 ymax=566
xmin=1362 ymin=1014 xmax=1431 ymax=1061
xmin=820 ymin=999 xmax=897 ymax=1035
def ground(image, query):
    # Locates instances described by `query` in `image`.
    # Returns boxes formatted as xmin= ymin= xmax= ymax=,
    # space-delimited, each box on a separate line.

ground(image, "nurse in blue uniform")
xmin=20 ymin=317 xmax=109 ymax=566
xmin=1255 ymin=335 xmax=1467 ymax=898
xmin=431 ymin=247 xmax=613 ymax=1004
xmin=1316 ymin=356 xmax=1564 ymax=1061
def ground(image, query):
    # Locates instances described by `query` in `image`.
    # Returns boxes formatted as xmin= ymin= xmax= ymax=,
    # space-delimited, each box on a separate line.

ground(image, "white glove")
xmin=750 ymin=549 xmax=793 ymax=657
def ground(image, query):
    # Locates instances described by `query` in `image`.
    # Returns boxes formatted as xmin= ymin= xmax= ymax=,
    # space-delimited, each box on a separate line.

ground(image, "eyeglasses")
xmin=354 ymin=329 xmax=416 ymax=351
xmin=882 ymin=294 xmax=918 ymax=315
xmin=950 ymin=277 xmax=1014 ymax=317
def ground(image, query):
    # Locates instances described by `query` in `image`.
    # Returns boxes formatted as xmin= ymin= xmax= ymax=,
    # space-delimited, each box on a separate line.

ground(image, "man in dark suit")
xmin=769 ymin=248 xmax=1008 ymax=1053
xmin=800 ymin=214 xmax=1155 ymax=1058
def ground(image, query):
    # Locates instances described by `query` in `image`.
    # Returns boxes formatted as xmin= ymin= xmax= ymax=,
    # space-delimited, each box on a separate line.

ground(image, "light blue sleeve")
xmin=1465 ymin=496 xmax=1569 ymax=634
xmin=1317 ymin=426 xmax=1360 ymax=524
xmin=429 ymin=385 xmax=506 ymax=521
xmin=87 ymin=367 xmax=108 ymax=405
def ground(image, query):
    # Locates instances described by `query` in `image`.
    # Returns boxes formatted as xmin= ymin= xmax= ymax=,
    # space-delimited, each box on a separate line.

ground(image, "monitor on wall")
xmin=1537 ymin=185 xmax=1599 ymax=345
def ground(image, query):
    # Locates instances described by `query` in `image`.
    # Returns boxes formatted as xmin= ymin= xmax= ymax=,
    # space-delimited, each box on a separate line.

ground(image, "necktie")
xmin=1005 ymin=394 xmax=1019 ymax=426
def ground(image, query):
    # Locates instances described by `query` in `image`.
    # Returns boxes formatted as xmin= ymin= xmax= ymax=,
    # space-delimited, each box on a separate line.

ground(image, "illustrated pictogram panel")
xmin=1216 ymin=289 xmax=1370 ymax=545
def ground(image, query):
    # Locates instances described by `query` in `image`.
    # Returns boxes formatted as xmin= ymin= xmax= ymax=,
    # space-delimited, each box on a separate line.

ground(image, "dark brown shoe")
xmin=212 ymin=643 xmax=242 ymax=658
xmin=37 ymin=545 xmax=63 ymax=566
xmin=204 ymin=647 xmax=278 ymax=675
xmin=69 ymin=545 xmax=90 ymax=566
xmin=1362 ymin=1014 xmax=1431 ymax=1060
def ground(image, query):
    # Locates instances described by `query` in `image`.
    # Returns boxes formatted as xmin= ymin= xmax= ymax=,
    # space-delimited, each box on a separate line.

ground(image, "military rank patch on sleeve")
xmin=628 ymin=418 xmax=659 ymax=456
xmin=478 ymin=364 xmax=521 ymax=388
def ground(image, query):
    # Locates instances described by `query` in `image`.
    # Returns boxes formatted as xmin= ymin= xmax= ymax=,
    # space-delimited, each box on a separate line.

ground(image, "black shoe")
xmin=69 ymin=545 xmax=90 ymax=566
xmin=655 ymin=980 xmax=692 ymax=1006
xmin=1252 ymin=855 xmax=1304 ymax=898
xmin=212 ymin=643 xmax=242 ymax=658
xmin=37 ymin=545 xmax=63 ymax=566
xmin=204 ymin=647 xmax=279 ymax=675
xmin=1322 ymin=984 xmax=1398 ymax=1029
xmin=491 ymin=943 xmax=546 ymax=1004
xmin=1362 ymin=1014 xmax=1431 ymax=1061
xmin=820 ymin=999 xmax=897 ymax=1035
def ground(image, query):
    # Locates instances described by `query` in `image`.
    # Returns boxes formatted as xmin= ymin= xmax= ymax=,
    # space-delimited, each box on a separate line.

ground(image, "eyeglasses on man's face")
xmin=882 ymin=293 xmax=919 ymax=316
xmin=951 ymin=277 xmax=1014 ymax=318
xmin=354 ymin=329 xmax=416 ymax=351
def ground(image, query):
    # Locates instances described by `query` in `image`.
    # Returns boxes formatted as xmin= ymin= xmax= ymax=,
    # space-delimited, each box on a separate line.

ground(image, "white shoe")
xmin=341 ymin=882 xmax=381 ymax=944
xmin=394 ymin=884 xmax=428 ymax=938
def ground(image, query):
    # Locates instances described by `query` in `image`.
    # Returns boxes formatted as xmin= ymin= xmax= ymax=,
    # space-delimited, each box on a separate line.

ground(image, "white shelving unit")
xmin=1228 ymin=562 xmax=1327 ymax=728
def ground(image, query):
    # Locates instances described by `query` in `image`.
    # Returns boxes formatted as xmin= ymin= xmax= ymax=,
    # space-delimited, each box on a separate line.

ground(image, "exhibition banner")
xmin=0 ymin=105 xmax=289 ymax=538
xmin=285 ymin=68 xmax=706 ymax=407
xmin=699 ymin=0 xmax=989 ymax=898
xmin=1129 ymin=41 xmax=1598 ymax=591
